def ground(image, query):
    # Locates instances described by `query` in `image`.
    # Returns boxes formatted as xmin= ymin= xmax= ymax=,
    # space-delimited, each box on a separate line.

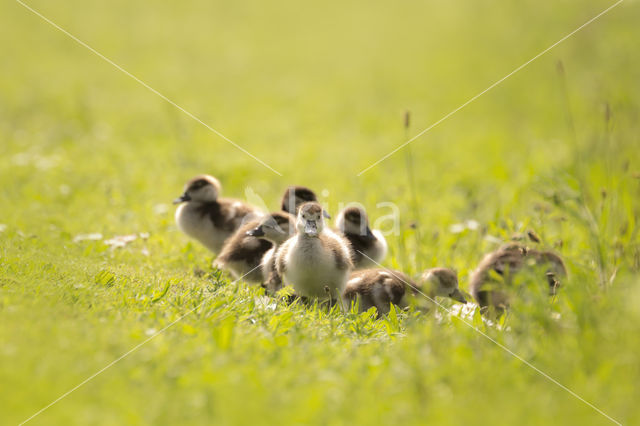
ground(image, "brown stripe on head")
xmin=337 ymin=205 xmax=372 ymax=237
xmin=271 ymin=211 xmax=295 ymax=226
xmin=342 ymin=206 xmax=368 ymax=226
xmin=252 ymin=211 xmax=296 ymax=242
xmin=298 ymin=201 xmax=323 ymax=216
xmin=281 ymin=186 xmax=318 ymax=214
xmin=185 ymin=174 xmax=221 ymax=192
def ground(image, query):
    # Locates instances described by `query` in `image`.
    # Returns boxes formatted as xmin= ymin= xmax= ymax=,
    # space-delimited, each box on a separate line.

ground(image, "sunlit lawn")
xmin=1 ymin=0 xmax=639 ymax=424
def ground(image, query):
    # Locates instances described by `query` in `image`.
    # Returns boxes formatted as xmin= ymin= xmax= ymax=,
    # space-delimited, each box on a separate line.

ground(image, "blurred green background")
xmin=1 ymin=0 xmax=639 ymax=424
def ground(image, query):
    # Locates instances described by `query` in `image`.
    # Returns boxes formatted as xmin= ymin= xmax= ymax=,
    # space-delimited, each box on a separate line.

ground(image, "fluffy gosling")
xmin=213 ymin=218 xmax=274 ymax=283
xmin=174 ymin=175 xmax=262 ymax=253
xmin=276 ymin=202 xmax=353 ymax=303
xmin=343 ymin=268 xmax=413 ymax=315
xmin=247 ymin=212 xmax=295 ymax=291
xmin=469 ymin=243 xmax=567 ymax=314
xmin=336 ymin=205 xmax=387 ymax=268
xmin=343 ymin=267 xmax=466 ymax=315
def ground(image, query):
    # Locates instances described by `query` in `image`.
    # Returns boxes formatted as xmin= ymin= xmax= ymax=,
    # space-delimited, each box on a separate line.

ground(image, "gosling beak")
xmin=450 ymin=288 xmax=468 ymax=304
xmin=247 ymin=226 xmax=265 ymax=237
xmin=365 ymin=226 xmax=375 ymax=240
xmin=304 ymin=220 xmax=318 ymax=237
xmin=173 ymin=193 xmax=191 ymax=204
xmin=323 ymin=210 xmax=331 ymax=219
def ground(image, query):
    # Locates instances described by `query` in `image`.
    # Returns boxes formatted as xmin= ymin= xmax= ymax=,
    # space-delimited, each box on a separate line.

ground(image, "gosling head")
xmin=296 ymin=202 xmax=327 ymax=238
xmin=336 ymin=206 xmax=375 ymax=240
xmin=281 ymin=186 xmax=319 ymax=215
xmin=246 ymin=212 xmax=295 ymax=244
xmin=421 ymin=267 xmax=467 ymax=303
xmin=174 ymin=175 xmax=221 ymax=204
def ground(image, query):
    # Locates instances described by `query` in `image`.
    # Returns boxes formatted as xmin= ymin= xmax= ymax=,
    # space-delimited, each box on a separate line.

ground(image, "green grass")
xmin=1 ymin=0 xmax=639 ymax=424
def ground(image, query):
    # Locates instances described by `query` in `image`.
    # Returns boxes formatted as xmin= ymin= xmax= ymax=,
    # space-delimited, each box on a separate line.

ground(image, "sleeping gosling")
xmin=245 ymin=212 xmax=296 ymax=293
xmin=276 ymin=202 xmax=353 ymax=303
xmin=343 ymin=267 xmax=466 ymax=316
xmin=469 ymin=243 xmax=567 ymax=314
xmin=174 ymin=175 xmax=262 ymax=253
xmin=336 ymin=205 xmax=387 ymax=268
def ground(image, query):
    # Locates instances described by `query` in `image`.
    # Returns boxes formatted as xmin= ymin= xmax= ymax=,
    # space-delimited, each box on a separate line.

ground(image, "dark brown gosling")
xmin=248 ymin=212 xmax=296 ymax=292
xmin=214 ymin=211 xmax=295 ymax=283
xmin=469 ymin=243 xmax=567 ymax=315
xmin=335 ymin=205 xmax=387 ymax=269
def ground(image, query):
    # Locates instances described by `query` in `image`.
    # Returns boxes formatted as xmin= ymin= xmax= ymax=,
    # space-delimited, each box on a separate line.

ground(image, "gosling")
xmin=343 ymin=267 xmax=466 ymax=316
xmin=469 ymin=243 xmax=567 ymax=314
xmin=174 ymin=175 xmax=262 ymax=253
xmin=212 ymin=186 xmax=317 ymax=283
xmin=336 ymin=205 xmax=387 ymax=268
xmin=246 ymin=212 xmax=296 ymax=293
xmin=342 ymin=268 xmax=413 ymax=315
xmin=214 ymin=211 xmax=294 ymax=284
xmin=213 ymin=218 xmax=274 ymax=283
xmin=276 ymin=202 xmax=353 ymax=303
